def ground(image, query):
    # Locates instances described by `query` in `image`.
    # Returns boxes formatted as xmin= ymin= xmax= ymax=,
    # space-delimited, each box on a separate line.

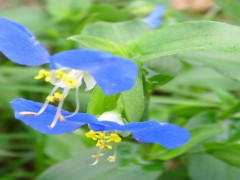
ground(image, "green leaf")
xmin=0 ymin=150 xmax=19 ymax=157
xmin=38 ymin=160 xmax=161 ymax=180
xmin=126 ymin=21 xmax=240 ymax=62
xmin=89 ymin=5 xmax=129 ymax=22
xmin=204 ymin=142 xmax=240 ymax=168
xmin=212 ymin=88 xmax=237 ymax=105
xmin=214 ymin=0 xmax=240 ymax=19
xmin=145 ymin=56 xmax=182 ymax=88
xmin=68 ymin=35 xmax=130 ymax=56
xmin=81 ymin=20 xmax=151 ymax=44
xmin=184 ymin=154 xmax=240 ymax=180
xmin=186 ymin=111 xmax=217 ymax=129
xmin=163 ymin=67 xmax=240 ymax=91
xmin=87 ymin=86 xmax=120 ymax=115
xmin=44 ymin=134 xmax=86 ymax=162
xmin=177 ymin=51 xmax=240 ymax=81
xmin=151 ymin=96 xmax=219 ymax=107
xmin=149 ymin=125 xmax=223 ymax=160
xmin=122 ymin=73 xmax=145 ymax=122
xmin=37 ymin=143 xmax=162 ymax=180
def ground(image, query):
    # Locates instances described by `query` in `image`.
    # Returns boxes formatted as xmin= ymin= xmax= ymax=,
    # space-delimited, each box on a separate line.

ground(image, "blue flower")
xmin=11 ymin=98 xmax=98 ymax=134
xmin=2 ymin=18 xmax=138 ymax=129
xmin=50 ymin=49 xmax=138 ymax=95
xmin=11 ymin=98 xmax=189 ymax=163
xmin=0 ymin=17 xmax=50 ymax=66
xmin=143 ymin=5 xmax=165 ymax=29
xmin=32 ymin=49 xmax=138 ymax=128
xmin=1 ymin=17 xmax=138 ymax=95
xmin=11 ymin=98 xmax=190 ymax=149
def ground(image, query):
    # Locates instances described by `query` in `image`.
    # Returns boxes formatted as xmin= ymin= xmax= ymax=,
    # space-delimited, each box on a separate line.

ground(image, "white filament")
xmin=48 ymin=87 xmax=70 ymax=128
xmin=36 ymin=85 xmax=59 ymax=116
xmin=65 ymin=84 xmax=81 ymax=118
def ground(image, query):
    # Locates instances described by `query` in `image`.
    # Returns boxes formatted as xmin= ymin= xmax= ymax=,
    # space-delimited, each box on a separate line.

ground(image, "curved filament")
xmin=48 ymin=87 xmax=70 ymax=128
xmin=36 ymin=85 xmax=59 ymax=116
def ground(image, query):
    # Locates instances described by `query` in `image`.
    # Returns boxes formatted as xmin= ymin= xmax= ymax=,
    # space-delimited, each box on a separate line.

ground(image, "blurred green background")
xmin=1 ymin=0 xmax=240 ymax=179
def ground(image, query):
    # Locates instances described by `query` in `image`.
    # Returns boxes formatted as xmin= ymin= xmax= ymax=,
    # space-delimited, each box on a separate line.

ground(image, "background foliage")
xmin=1 ymin=0 xmax=240 ymax=179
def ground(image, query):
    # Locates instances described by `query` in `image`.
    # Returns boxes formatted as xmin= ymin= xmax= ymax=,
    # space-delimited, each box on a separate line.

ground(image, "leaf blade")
xmin=126 ymin=21 xmax=240 ymax=62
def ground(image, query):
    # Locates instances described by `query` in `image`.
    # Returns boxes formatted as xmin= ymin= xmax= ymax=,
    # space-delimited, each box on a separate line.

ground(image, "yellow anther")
xmin=34 ymin=69 xmax=51 ymax=82
xmin=46 ymin=92 xmax=63 ymax=103
xmin=64 ymin=77 xmax=77 ymax=88
xmin=58 ymin=114 xmax=65 ymax=121
xmin=91 ymin=153 xmax=103 ymax=158
xmin=53 ymin=92 xmax=63 ymax=101
xmin=86 ymin=131 xmax=121 ymax=163
xmin=34 ymin=69 xmax=47 ymax=79
xmin=46 ymin=96 xmax=55 ymax=103
xmin=96 ymin=140 xmax=104 ymax=148
xmin=96 ymin=140 xmax=112 ymax=150
xmin=20 ymin=111 xmax=37 ymax=116
xmin=105 ymin=133 xmax=122 ymax=143
xmin=107 ymin=156 xmax=116 ymax=163
xmin=85 ymin=130 xmax=105 ymax=140
xmin=55 ymin=70 xmax=67 ymax=81
xmin=45 ymin=76 xmax=51 ymax=82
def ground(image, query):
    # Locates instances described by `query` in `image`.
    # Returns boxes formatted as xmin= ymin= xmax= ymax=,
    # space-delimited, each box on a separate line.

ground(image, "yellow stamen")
xmin=46 ymin=92 xmax=63 ymax=103
xmin=85 ymin=130 xmax=105 ymax=140
xmin=45 ymin=76 xmax=51 ymax=82
xmin=85 ymin=130 xmax=121 ymax=163
xmin=107 ymin=155 xmax=116 ymax=163
xmin=46 ymin=96 xmax=55 ymax=103
xmin=20 ymin=111 xmax=37 ymax=116
xmin=105 ymin=133 xmax=122 ymax=143
xmin=91 ymin=153 xmax=104 ymax=165
xmin=36 ymin=69 xmax=51 ymax=82
xmin=58 ymin=114 xmax=65 ymax=121
xmin=34 ymin=69 xmax=51 ymax=82
xmin=96 ymin=140 xmax=112 ymax=150
xmin=53 ymin=92 xmax=63 ymax=101
xmin=64 ymin=77 xmax=77 ymax=88
xmin=55 ymin=70 xmax=67 ymax=81
xmin=91 ymin=153 xmax=104 ymax=158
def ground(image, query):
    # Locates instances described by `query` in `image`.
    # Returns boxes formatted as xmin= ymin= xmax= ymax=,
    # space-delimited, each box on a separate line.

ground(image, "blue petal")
xmin=125 ymin=121 xmax=190 ymax=149
xmin=143 ymin=5 xmax=165 ymax=29
xmin=90 ymin=120 xmax=190 ymax=149
xmin=0 ymin=18 xmax=49 ymax=66
xmin=89 ymin=121 xmax=125 ymax=131
xmin=50 ymin=49 xmax=138 ymax=95
xmin=10 ymin=98 xmax=98 ymax=135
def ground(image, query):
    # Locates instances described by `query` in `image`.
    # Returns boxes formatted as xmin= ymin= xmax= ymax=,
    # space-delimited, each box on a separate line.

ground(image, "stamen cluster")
xmin=85 ymin=130 xmax=122 ymax=164
xmin=34 ymin=69 xmax=78 ymax=89
xmin=46 ymin=92 xmax=63 ymax=103
xmin=29 ymin=69 xmax=89 ymax=128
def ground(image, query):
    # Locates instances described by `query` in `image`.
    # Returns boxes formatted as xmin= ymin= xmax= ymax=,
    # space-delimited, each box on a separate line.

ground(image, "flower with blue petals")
xmin=6 ymin=17 xmax=189 ymax=164
xmin=143 ymin=5 xmax=165 ymax=29
xmin=11 ymin=98 xmax=190 ymax=164
xmin=1 ymin=17 xmax=138 ymax=129
xmin=31 ymin=49 xmax=138 ymax=128
xmin=0 ymin=17 xmax=50 ymax=66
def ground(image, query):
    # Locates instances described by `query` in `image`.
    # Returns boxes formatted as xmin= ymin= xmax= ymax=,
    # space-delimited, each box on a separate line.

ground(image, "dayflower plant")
xmin=143 ymin=5 xmax=165 ymax=29
xmin=3 ymin=17 xmax=190 ymax=164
